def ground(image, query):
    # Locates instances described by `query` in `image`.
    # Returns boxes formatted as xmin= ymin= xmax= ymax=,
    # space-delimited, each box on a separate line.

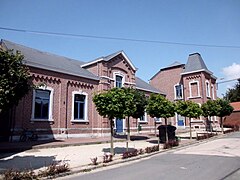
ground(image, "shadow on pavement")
xmin=114 ymin=135 xmax=150 ymax=141
xmin=102 ymin=147 xmax=137 ymax=154
xmin=0 ymin=155 xmax=57 ymax=172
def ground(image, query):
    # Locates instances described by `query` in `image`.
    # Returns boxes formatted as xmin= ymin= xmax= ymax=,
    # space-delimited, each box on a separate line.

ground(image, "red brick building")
xmin=150 ymin=53 xmax=218 ymax=129
xmin=0 ymin=39 xmax=164 ymax=141
xmin=224 ymin=102 xmax=240 ymax=129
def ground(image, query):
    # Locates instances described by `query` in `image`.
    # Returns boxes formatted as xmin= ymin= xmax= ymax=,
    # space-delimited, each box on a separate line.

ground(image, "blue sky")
xmin=1 ymin=0 xmax=240 ymax=97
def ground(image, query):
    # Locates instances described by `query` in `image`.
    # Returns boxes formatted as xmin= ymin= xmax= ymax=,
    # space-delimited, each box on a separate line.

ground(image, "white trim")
xmin=100 ymin=76 xmax=114 ymax=81
xmin=174 ymin=83 xmax=183 ymax=100
xmin=189 ymin=80 xmax=200 ymax=98
xmin=71 ymin=91 xmax=89 ymax=122
xmin=211 ymin=84 xmax=215 ymax=100
xmin=181 ymin=69 xmax=213 ymax=76
xmin=138 ymin=111 xmax=148 ymax=123
xmin=113 ymin=72 xmax=125 ymax=88
xmin=31 ymin=86 xmax=54 ymax=121
xmin=124 ymin=81 xmax=136 ymax=85
xmin=205 ymin=80 xmax=211 ymax=98
xmin=81 ymin=51 xmax=137 ymax=71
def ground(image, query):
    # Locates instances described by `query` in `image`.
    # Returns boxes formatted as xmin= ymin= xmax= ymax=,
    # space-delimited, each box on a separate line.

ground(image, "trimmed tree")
xmin=0 ymin=49 xmax=31 ymax=113
xmin=123 ymin=88 xmax=147 ymax=151
xmin=176 ymin=100 xmax=202 ymax=139
xmin=93 ymin=88 xmax=126 ymax=155
xmin=201 ymin=100 xmax=220 ymax=132
xmin=146 ymin=94 xmax=175 ymax=142
xmin=215 ymin=99 xmax=234 ymax=133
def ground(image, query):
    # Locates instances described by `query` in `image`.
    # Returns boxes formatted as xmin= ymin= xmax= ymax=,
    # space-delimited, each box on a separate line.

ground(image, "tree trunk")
xmin=126 ymin=116 xmax=130 ymax=152
xmin=165 ymin=118 xmax=168 ymax=143
xmin=189 ymin=117 xmax=192 ymax=140
xmin=220 ymin=117 xmax=224 ymax=134
xmin=110 ymin=119 xmax=114 ymax=155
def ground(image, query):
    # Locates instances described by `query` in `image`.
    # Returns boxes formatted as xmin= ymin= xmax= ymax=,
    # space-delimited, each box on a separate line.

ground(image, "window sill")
xmin=31 ymin=119 xmax=54 ymax=122
xmin=138 ymin=121 xmax=148 ymax=124
xmin=71 ymin=120 xmax=89 ymax=123
xmin=188 ymin=96 xmax=202 ymax=99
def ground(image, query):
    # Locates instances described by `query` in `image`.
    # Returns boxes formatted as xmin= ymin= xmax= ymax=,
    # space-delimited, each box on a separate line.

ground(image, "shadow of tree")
xmin=114 ymin=135 xmax=149 ymax=141
xmin=147 ymin=140 xmax=160 ymax=144
xmin=0 ymin=155 xmax=57 ymax=172
xmin=102 ymin=147 xmax=137 ymax=154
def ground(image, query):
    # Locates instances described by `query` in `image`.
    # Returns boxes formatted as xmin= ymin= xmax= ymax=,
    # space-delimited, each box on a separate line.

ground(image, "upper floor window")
xmin=189 ymin=81 xmax=200 ymax=98
xmin=174 ymin=84 xmax=183 ymax=99
xmin=116 ymin=75 xmax=123 ymax=88
xmin=31 ymin=87 xmax=53 ymax=121
xmin=206 ymin=81 xmax=210 ymax=97
xmin=72 ymin=91 xmax=88 ymax=122
xmin=211 ymin=85 xmax=215 ymax=99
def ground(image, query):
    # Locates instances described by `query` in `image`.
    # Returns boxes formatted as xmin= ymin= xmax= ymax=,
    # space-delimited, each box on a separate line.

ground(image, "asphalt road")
xmin=60 ymin=132 xmax=240 ymax=180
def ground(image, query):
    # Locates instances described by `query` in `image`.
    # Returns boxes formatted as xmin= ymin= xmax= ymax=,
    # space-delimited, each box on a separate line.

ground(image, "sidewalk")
xmin=0 ymin=131 xmax=196 ymax=175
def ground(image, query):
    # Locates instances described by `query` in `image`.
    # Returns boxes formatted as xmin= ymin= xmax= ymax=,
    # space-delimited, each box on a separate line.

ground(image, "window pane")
xmin=74 ymin=94 xmax=85 ymax=120
xmin=34 ymin=89 xmax=50 ymax=119
xmin=116 ymin=75 xmax=123 ymax=88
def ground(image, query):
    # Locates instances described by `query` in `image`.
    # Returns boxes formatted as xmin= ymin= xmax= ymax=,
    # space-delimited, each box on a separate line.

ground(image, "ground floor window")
xmin=72 ymin=91 xmax=88 ymax=122
xmin=32 ymin=87 xmax=53 ymax=121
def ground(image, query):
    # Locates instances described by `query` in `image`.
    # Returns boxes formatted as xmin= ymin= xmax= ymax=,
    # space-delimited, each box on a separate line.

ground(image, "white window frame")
xmin=211 ymin=84 xmax=215 ymax=100
xmin=206 ymin=80 xmax=211 ymax=98
xmin=31 ymin=86 xmax=54 ymax=121
xmin=113 ymin=72 xmax=125 ymax=88
xmin=174 ymin=84 xmax=183 ymax=100
xmin=138 ymin=111 xmax=148 ymax=123
xmin=71 ymin=91 xmax=89 ymax=122
xmin=189 ymin=80 xmax=200 ymax=98
xmin=155 ymin=117 xmax=162 ymax=123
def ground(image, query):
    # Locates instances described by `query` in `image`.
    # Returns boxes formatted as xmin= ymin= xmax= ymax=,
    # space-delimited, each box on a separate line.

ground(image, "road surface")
xmin=59 ymin=132 xmax=240 ymax=180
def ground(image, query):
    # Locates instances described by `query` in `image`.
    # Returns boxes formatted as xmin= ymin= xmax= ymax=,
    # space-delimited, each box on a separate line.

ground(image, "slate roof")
xmin=150 ymin=61 xmax=184 ymax=80
xmin=135 ymin=76 xmax=166 ymax=95
xmin=81 ymin=50 xmax=137 ymax=71
xmin=1 ymin=39 xmax=99 ymax=81
xmin=182 ymin=53 xmax=212 ymax=74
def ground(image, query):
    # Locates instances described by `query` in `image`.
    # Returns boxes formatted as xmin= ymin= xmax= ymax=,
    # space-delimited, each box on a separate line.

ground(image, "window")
xmin=139 ymin=111 xmax=147 ymax=122
xmin=31 ymin=87 xmax=53 ymax=121
xmin=189 ymin=81 xmax=200 ymax=97
xmin=174 ymin=84 xmax=183 ymax=99
xmin=155 ymin=117 xmax=162 ymax=123
xmin=74 ymin=94 xmax=85 ymax=120
xmin=116 ymin=75 xmax=123 ymax=88
xmin=206 ymin=81 xmax=210 ymax=97
xmin=211 ymin=85 xmax=215 ymax=99
xmin=72 ymin=91 xmax=88 ymax=122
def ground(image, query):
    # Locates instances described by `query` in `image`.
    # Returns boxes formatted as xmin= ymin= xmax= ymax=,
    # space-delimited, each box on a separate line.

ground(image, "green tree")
xmin=201 ymin=100 xmax=220 ymax=132
xmin=146 ymin=94 xmax=175 ymax=142
xmin=224 ymin=79 xmax=240 ymax=102
xmin=215 ymin=99 xmax=234 ymax=133
xmin=122 ymin=88 xmax=147 ymax=151
xmin=93 ymin=88 xmax=125 ymax=155
xmin=0 ymin=49 xmax=31 ymax=113
xmin=176 ymin=100 xmax=202 ymax=139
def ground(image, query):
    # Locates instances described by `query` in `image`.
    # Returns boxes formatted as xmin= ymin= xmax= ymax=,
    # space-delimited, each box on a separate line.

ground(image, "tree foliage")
xmin=224 ymin=79 xmax=240 ymax=102
xmin=0 ymin=49 xmax=31 ymax=113
xmin=146 ymin=94 xmax=175 ymax=119
xmin=175 ymin=100 xmax=202 ymax=139
xmin=201 ymin=100 xmax=220 ymax=118
xmin=215 ymin=98 xmax=234 ymax=133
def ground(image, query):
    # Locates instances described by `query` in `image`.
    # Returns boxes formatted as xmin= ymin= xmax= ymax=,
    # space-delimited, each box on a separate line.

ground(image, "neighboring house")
xmin=0 ymin=39 xmax=164 ymax=141
xmin=224 ymin=102 xmax=240 ymax=129
xmin=150 ymin=53 xmax=218 ymax=129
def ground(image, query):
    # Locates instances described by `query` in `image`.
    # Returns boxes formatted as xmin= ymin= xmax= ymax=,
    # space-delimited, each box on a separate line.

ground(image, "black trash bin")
xmin=157 ymin=125 xmax=176 ymax=143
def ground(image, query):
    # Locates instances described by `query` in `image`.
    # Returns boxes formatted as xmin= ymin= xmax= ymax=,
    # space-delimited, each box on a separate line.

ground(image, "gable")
xmin=81 ymin=51 xmax=137 ymax=72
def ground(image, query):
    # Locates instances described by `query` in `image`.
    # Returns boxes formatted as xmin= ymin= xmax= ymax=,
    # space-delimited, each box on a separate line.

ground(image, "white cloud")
xmin=222 ymin=63 xmax=240 ymax=80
